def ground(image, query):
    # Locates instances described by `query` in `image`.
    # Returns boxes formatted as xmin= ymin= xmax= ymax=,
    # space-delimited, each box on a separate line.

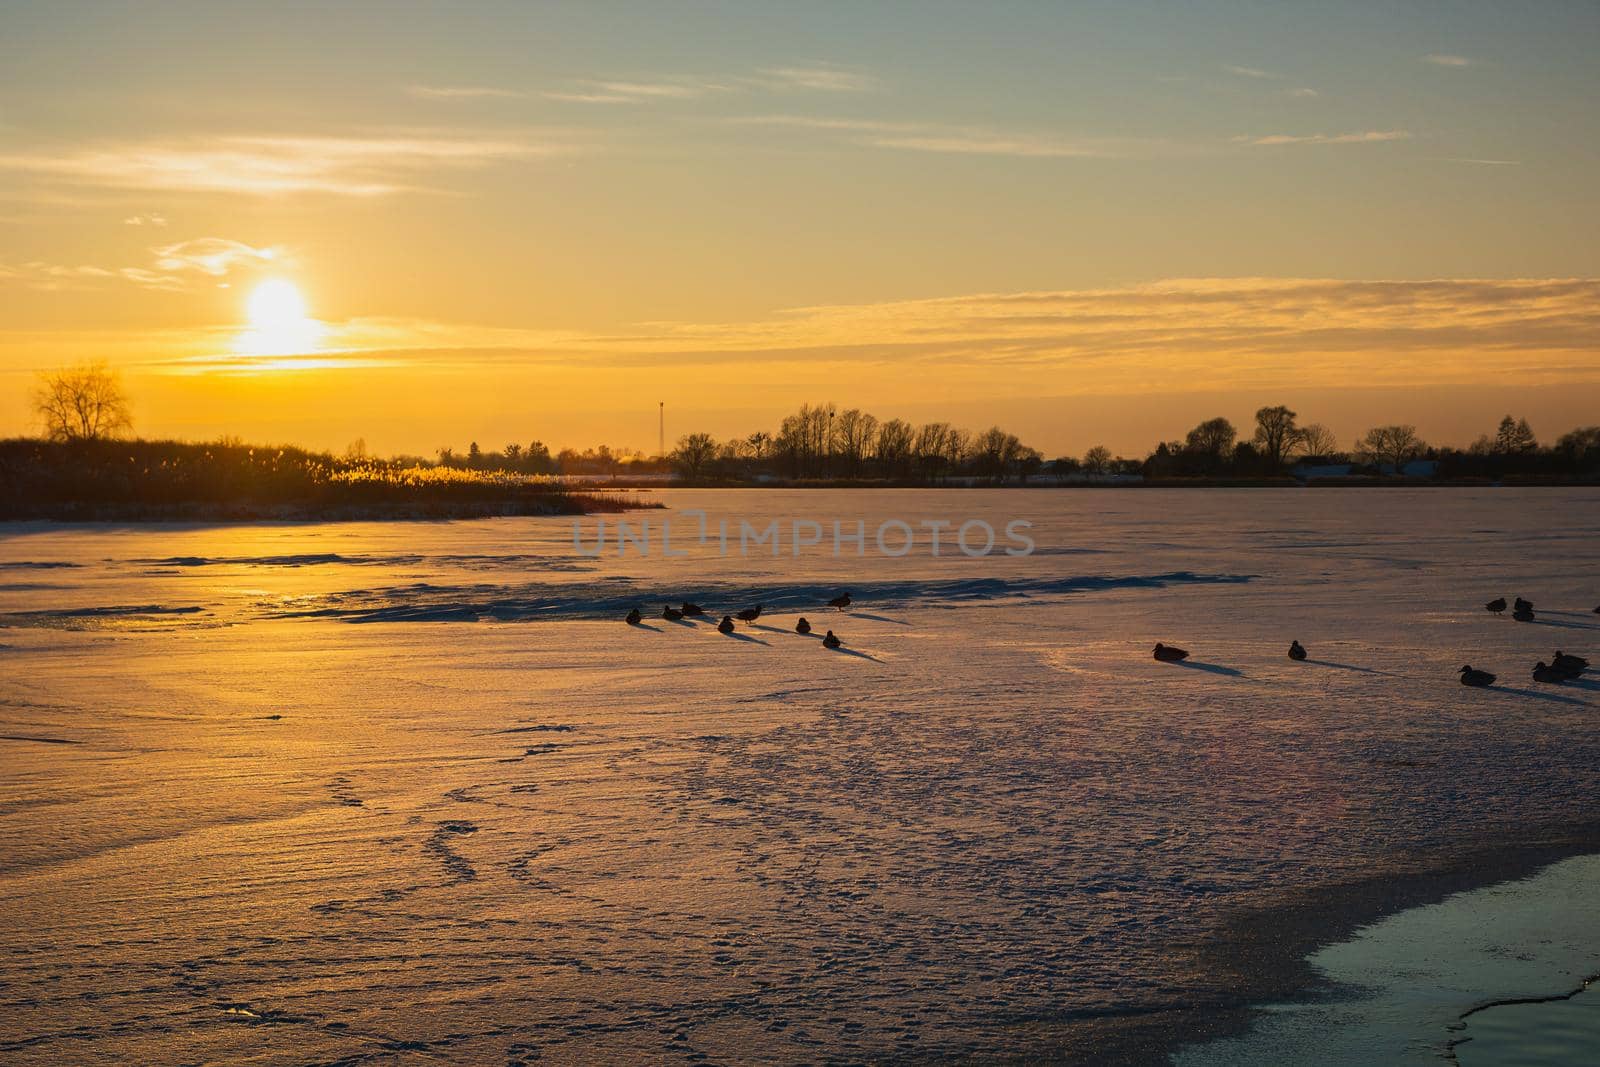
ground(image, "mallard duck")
xmin=1484 ymin=597 xmax=1506 ymax=615
xmin=1459 ymin=665 xmax=1496 ymax=687
xmin=1552 ymin=651 xmax=1589 ymax=673
xmin=1153 ymin=642 xmax=1189 ymax=662
xmin=735 ymin=605 xmax=763 ymax=624
xmin=1532 ymin=662 xmax=1568 ymax=685
xmin=681 ymin=602 xmax=706 ymax=617
xmin=717 ymin=615 xmax=735 ymax=634
xmin=1512 ymin=606 xmax=1535 ymax=622
xmin=827 ymin=592 xmax=852 ymax=611
xmin=625 ymin=607 xmax=642 ymax=625
xmin=795 ymin=617 xmax=812 ymax=634
xmin=1288 ymin=640 xmax=1307 ymax=661
xmin=822 ymin=630 xmax=842 ymax=649
xmin=662 ymin=605 xmax=684 ymax=621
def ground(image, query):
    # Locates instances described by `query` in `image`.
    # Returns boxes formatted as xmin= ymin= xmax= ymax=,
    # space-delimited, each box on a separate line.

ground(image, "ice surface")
xmin=1 ymin=488 xmax=1597 ymax=1063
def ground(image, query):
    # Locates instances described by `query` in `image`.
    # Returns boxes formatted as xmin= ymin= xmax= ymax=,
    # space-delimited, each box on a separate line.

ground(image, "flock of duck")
xmin=625 ymin=591 xmax=853 ymax=650
xmin=622 ymin=585 xmax=1596 ymax=683
xmin=1154 ymin=596 xmax=1595 ymax=689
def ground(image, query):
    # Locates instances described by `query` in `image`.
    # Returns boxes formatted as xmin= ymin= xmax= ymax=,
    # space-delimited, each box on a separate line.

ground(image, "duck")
xmin=795 ymin=617 xmax=812 ymax=635
xmin=1514 ymin=596 xmax=1534 ymax=614
xmin=1532 ymin=661 xmax=1568 ymax=685
xmin=1484 ymin=597 xmax=1506 ymax=615
xmin=1459 ymin=665 xmax=1496 ymax=687
xmin=625 ymin=607 xmax=642 ymax=626
xmin=1288 ymin=640 xmax=1307 ymax=661
xmin=1552 ymin=651 xmax=1589 ymax=674
xmin=735 ymin=605 xmax=763 ymax=624
xmin=822 ymin=630 xmax=842 ymax=649
xmin=681 ymin=602 xmax=706 ymax=617
xmin=662 ymin=605 xmax=684 ymax=621
xmin=827 ymin=591 xmax=852 ymax=611
xmin=717 ymin=615 xmax=735 ymax=634
xmin=1153 ymin=642 xmax=1189 ymax=663
xmin=1512 ymin=606 xmax=1536 ymax=622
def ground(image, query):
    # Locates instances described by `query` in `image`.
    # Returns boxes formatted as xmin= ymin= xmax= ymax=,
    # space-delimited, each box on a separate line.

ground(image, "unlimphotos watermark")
xmin=572 ymin=511 xmax=1035 ymax=558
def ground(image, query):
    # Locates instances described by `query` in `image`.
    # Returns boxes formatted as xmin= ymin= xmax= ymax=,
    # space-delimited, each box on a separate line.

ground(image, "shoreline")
xmin=1008 ymin=820 xmax=1600 ymax=1065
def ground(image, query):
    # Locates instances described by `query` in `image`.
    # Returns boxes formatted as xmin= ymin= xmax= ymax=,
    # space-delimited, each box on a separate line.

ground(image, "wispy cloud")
xmin=1223 ymin=64 xmax=1277 ymax=79
xmin=865 ymin=134 xmax=1118 ymax=159
xmin=408 ymin=85 xmax=524 ymax=100
xmin=151 ymin=238 xmax=278 ymax=276
xmin=757 ymin=65 xmax=877 ymax=92
xmin=122 ymin=213 xmax=168 ymax=227
xmin=1422 ymin=54 xmax=1472 ymax=67
xmin=1445 ymin=157 xmax=1521 ymax=166
xmin=2 ymin=236 xmax=283 ymax=292
xmin=546 ymin=78 xmax=732 ymax=103
xmin=13 ymin=280 xmax=1597 ymax=400
xmin=318 ymin=279 xmax=1600 ymax=391
xmin=544 ymin=64 xmax=876 ymax=104
xmin=0 ymin=133 xmax=573 ymax=196
xmin=1286 ymin=87 xmax=1320 ymax=99
xmin=728 ymin=114 xmax=1133 ymax=159
xmin=1236 ymin=130 xmax=1412 ymax=146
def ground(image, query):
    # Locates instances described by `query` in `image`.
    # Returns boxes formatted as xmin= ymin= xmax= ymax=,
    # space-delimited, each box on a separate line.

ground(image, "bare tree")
xmin=1184 ymin=417 xmax=1236 ymax=465
xmin=875 ymin=418 xmax=916 ymax=478
xmin=33 ymin=361 xmax=133 ymax=442
xmin=1358 ymin=424 xmax=1426 ymax=470
xmin=833 ymin=408 xmax=878 ymax=477
xmin=1083 ymin=445 xmax=1113 ymax=474
xmin=672 ymin=432 xmax=719 ymax=480
xmin=1294 ymin=424 xmax=1338 ymax=459
xmin=1252 ymin=405 xmax=1299 ymax=469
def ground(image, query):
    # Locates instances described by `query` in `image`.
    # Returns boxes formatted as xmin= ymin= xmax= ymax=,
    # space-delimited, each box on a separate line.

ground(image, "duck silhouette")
xmin=1512 ymin=606 xmax=1536 ymax=622
xmin=1288 ymin=640 xmax=1307 ymax=661
xmin=1552 ymin=651 xmax=1589 ymax=673
xmin=822 ymin=630 xmax=842 ymax=649
xmin=735 ymin=605 xmax=763 ymax=624
xmin=827 ymin=591 xmax=852 ymax=611
xmin=681 ymin=602 xmax=706 ymax=617
xmin=717 ymin=615 xmax=735 ymax=634
xmin=1484 ymin=597 xmax=1506 ymax=615
xmin=1459 ymin=665 xmax=1496 ymax=687
xmin=625 ymin=607 xmax=642 ymax=626
xmin=795 ymin=617 xmax=812 ymax=635
xmin=662 ymin=605 xmax=684 ymax=621
xmin=1153 ymin=642 xmax=1189 ymax=663
xmin=1514 ymin=596 xmax=1534 ymax=613
xmin=1532 ymin=661 xmax=1568 ymax=685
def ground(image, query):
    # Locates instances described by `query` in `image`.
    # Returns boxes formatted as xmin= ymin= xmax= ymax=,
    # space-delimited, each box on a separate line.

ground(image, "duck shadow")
xmin=1305 ymin=658 xmax=1389 ymax=676
xmin=1494 ymin=684 xmax=1593 ymax=707
xmin=664 ymin=617 xmax=697 ymax=628
xmin=749 ymin=623 xmax=788 ymax=634
xmin=849 ymin=612 xmax=910 ymax=626
xmin=1525 ymin=618 xmax=1600 ymax=631
xmin=828 ymin=646 xmax=883 ymax=663
xmin=628 ymin=622 xmax=663 ymax=632
xmin=1173 ymin=660 xmax=1244 ymax=677
xmin=721 ymin=630 xmax=770 ymax=646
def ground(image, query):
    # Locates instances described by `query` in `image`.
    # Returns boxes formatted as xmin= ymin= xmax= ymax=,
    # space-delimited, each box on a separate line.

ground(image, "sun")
xmin=238 ymin=279 xmax=323 ymax=356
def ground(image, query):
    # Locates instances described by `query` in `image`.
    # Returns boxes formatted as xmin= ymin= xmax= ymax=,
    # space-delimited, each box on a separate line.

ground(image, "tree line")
xmin=23 ymin=363 xmax=1600 ymax=484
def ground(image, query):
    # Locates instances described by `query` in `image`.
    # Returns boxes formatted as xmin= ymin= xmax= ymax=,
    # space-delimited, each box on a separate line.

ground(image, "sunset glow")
xmin=1 ymin=3 xmax=1597 ymax=453
xmin=237 ymin=280 xmax=322 ymax=358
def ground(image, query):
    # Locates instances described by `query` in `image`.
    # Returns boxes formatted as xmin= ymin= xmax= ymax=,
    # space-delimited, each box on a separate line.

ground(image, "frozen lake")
xmin=2 ymin=488 xmax=1598 ymax=1063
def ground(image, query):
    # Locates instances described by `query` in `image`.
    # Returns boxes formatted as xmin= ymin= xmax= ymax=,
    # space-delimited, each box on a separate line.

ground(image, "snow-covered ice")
xmin=1 ymin=488 xmax=1597 ymax=1063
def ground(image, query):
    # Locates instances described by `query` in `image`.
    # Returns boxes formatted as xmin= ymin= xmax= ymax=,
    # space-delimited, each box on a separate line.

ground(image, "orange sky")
xmin=3 ymin=3 xmax=1597 ymax=456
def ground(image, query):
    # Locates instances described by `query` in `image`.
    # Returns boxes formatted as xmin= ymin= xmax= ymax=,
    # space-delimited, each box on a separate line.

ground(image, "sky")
xmin=2 ymin=0 xmax=1598 ymax=458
